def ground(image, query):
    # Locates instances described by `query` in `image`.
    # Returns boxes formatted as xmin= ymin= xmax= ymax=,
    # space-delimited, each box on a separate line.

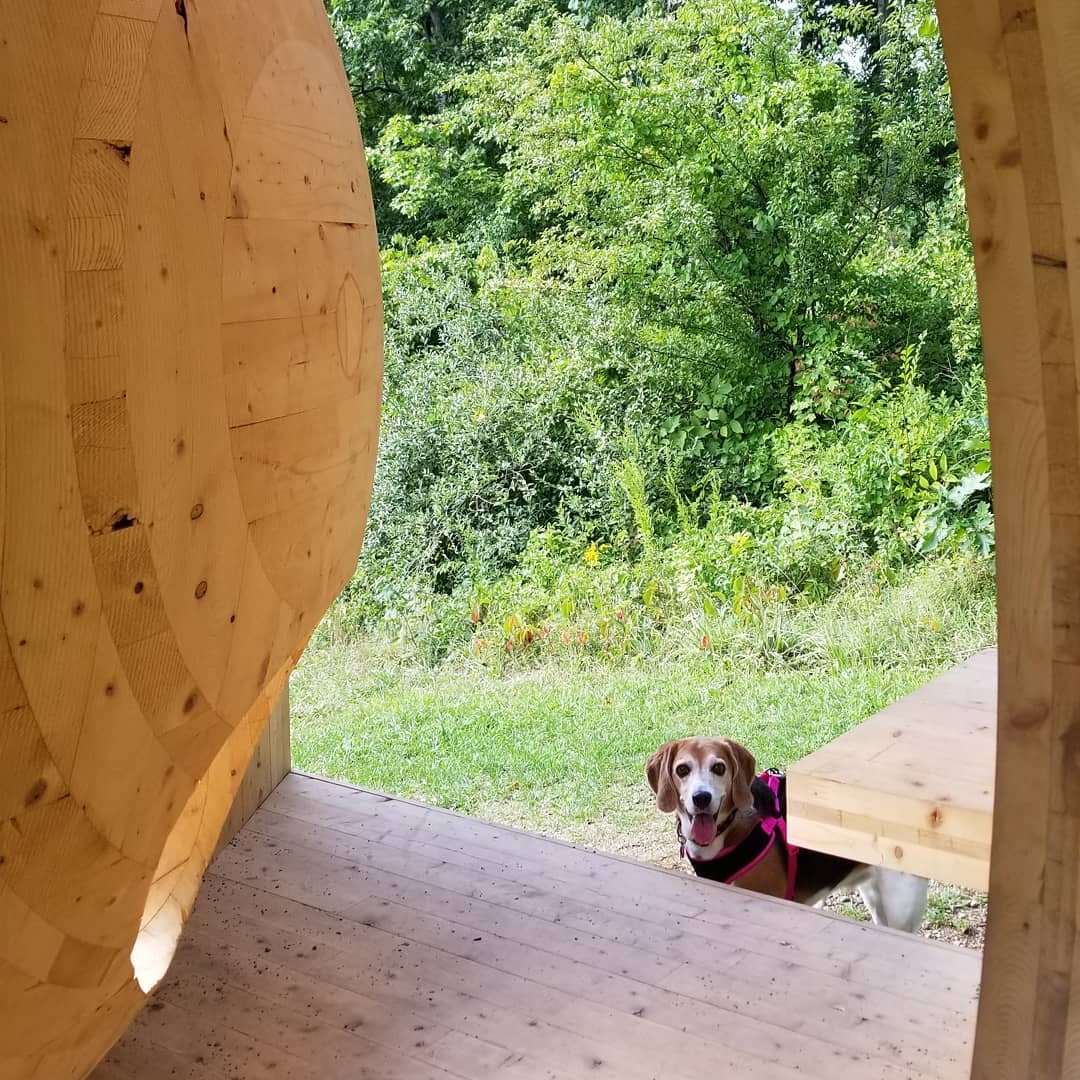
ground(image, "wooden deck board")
xmin=236 ymin=809 xmax=954 ymax=1005
xmin=95 ymin=773 xmax=979 ymax=1079
xmin=788 ymin=648 xmax=995 ymax=890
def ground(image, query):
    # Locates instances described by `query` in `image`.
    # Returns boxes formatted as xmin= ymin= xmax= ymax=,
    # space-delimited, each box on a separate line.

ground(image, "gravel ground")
xmin=822 ymin=882 xmax=985 ymax=949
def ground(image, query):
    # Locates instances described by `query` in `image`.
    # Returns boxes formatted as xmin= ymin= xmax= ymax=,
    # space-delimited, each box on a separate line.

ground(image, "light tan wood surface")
xmin=934 ymin=0 xmax=1080 ymax=1073
xmin=0 ymin=3 xmax=380 ymax=1076
xmin=94 ymin=772 xmax=980 ymax=1080
xmin=788 ymin=649 xmax=996 ymax=890
xmin=216 ymin=688 xmax=293 ymax=858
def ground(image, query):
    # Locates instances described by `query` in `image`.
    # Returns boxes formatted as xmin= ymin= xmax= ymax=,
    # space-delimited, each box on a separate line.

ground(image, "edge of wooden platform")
xmin=278 ymin=770 xmax=981 ymax=955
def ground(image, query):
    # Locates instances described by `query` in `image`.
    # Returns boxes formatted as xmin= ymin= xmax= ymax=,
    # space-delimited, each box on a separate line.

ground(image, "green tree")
xmin=336 ymin=0 xmax=982 ymax=591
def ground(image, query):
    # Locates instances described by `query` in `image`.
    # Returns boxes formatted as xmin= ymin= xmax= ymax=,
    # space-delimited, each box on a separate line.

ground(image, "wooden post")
xmin=936 ymin=1 xmax=1080 ymax=1075
xmin=216 ymin=685 xmax=292 ymax=854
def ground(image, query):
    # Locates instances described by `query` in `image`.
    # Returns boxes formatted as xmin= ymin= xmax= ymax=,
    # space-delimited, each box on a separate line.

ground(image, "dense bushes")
xmin=324 ymin=361 xmax=990 ymax=664
xmin=325 ymin=0 xmax=992 ymax=663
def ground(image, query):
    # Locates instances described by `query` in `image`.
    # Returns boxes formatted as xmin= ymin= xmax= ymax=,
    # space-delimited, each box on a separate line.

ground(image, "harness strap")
xmin=682 ymin=769 xmax=800 ymax=901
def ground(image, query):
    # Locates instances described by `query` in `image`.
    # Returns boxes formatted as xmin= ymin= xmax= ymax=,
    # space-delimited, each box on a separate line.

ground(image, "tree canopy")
xmin=328 ymin=0 xmax=987 ymax=621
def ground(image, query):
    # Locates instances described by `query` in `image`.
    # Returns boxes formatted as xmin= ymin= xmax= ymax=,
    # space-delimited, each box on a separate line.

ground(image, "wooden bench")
xmin=787 ymin=648 xmax=996 ymax=890
xmin=95 ymin=772 xmax=981 ymax=1079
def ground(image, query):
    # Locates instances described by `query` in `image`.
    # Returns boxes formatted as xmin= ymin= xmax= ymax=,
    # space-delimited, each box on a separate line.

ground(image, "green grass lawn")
xmin=291 ymin=558 xmax=996 ymax=895
xmin=292 ymin=651 xmax=971 ymax=833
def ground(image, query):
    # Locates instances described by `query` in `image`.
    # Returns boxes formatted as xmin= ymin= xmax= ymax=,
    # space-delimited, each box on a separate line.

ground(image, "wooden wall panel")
xmin=216 ymin=687 xmax=292 ymax=855
xmin=0 ymin=1 xmax=379 ymax=1076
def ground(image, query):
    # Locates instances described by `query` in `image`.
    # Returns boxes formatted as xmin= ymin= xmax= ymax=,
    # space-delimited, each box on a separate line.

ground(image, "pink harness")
xmin=681 ymin=770 xmax=800 ymax=900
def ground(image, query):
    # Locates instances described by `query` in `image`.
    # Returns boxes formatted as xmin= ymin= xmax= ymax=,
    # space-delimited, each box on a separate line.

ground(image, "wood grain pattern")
xmin=95 ymin=773 xmax=980 ymax=1080
xmin=73 ymin=14 xmax=155 ymax=142
xmin=0 ymin=1 xmax=379 ymax=1076
xmin=787 ymin=648 xmax=995 ymax=890
xmin=935 ymin=1 xmax=1080 ymax=1074
xmin=216 ymin=687 xmax=293 ymax=856
xmin=4 ymin=0 xmax=1074 ymax=1074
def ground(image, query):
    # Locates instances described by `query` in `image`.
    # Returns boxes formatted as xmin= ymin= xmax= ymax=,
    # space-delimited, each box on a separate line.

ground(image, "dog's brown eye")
xmin=675 ymin=763 xmax=691 ymax=778
xmin=711 ymin=761 xmax=726 ymax=776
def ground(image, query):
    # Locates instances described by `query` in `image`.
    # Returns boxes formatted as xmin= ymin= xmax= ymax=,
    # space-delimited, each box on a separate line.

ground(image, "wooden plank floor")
xmin=94 ymin=773 xmax=980 ymax=1080
xmin=788 ymin=648 xmax=996 ymax=890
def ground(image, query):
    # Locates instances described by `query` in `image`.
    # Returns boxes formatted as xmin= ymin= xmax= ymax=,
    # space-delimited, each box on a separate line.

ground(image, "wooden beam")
xmin=936 ymin=1 xmax=1080 ymax=1075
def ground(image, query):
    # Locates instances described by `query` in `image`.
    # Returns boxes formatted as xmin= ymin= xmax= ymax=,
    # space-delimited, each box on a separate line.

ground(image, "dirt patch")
xmin=822 ymin=882 xmax=985 ymax=949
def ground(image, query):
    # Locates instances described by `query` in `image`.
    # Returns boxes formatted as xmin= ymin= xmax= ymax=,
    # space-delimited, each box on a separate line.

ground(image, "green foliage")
xmin=294 ymin=556 xmax=996 ymax=822
xmin=307 ymin=6 xmax=995 ymax=944
xmin=327 ymin=0 xmax=991 ymax=657
xmin=326 ymin=347 xmax=991 ymax=669
xmin=366 ymin=242 xmax=626 ymax=594
xmin=773 ymin=350 xmax=992 ymax=566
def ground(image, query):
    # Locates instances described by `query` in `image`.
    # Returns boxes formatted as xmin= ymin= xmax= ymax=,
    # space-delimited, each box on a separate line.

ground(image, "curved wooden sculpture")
xmin=0 ymin=2 xmax=381 ymax=1076
xmin=936 ymin=1 xmax=1080 ymax=1075
xmin=6 ymin=0 xmax=1080 ymax=1076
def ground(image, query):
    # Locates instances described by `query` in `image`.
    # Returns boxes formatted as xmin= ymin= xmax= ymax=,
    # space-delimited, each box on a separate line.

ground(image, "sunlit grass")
xmin=292 ymin=558 xmax=995 ymax=836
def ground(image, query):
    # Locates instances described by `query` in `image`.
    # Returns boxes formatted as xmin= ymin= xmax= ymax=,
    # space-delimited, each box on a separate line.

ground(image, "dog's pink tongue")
xmin=690 ymin=813 xmax=717 ymax=846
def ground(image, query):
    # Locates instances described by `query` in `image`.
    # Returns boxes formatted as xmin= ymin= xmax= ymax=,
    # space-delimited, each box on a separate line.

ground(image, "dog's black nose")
xmin=691 ymin=790 xmax=712 ymax=810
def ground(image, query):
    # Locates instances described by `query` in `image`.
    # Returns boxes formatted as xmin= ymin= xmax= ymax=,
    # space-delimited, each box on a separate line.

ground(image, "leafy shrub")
xmin=323 ymin=359 xmax=991 ymax=671
xmin=771 ymin=350 xmax=991 ymax=566
xmin=324 ymin=0 xmax=992 ymax=670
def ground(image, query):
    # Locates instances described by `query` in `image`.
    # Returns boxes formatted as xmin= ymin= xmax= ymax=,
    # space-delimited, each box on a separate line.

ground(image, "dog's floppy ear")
xmin=646 ymin=741 xmax=681 ymax=813
xmin=723 ymin=739 xmax=757 ymax=814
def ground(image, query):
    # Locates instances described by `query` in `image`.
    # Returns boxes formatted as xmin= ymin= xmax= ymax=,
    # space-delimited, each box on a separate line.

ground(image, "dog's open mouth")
xmin=689 ymin=809 xmax=719 ymax=846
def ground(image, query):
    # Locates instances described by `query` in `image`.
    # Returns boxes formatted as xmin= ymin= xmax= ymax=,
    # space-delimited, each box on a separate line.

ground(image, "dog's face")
xmin=646 ymin=737 xmax=756 ymax=848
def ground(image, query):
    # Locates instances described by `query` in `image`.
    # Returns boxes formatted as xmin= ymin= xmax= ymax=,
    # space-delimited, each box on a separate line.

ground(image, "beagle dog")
xmin=646 ymin=737 xmax=928 ymax=932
